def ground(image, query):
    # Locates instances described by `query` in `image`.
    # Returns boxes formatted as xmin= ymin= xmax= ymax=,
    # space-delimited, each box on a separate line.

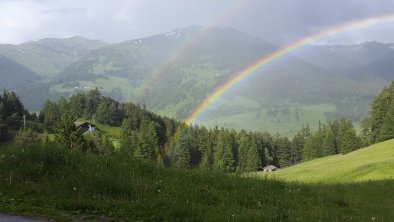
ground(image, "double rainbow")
xmin=133 ymin=0 xmax=248 ymax=102
xmin=185 ymin=14 xmax=394 ymax=124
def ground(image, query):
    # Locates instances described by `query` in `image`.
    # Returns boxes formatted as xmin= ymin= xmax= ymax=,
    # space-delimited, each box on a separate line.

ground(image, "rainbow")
xmin=133 ymin=0 xmax=248 ymax=102
xmin=184 ymin=14 xmax=394 ymax=124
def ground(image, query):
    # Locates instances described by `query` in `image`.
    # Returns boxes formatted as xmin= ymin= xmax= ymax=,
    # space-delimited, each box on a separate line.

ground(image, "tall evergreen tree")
xmin=322 ymin=127 xmax=336 ymax=156
xmin=276 ymin=136 xmax=292 ymax=167
xmin=135 ymin=119 xmax=159 ymax=162
xmin=172 ymin=131 xmax=191 ymax=169
xmin=236 ymin=131 xmax=249 ymax=171
xmin=291 ymin=124 xmax=310 ymax=164
xmin=376 ymin=103 xmax=394 ymax=142
xmin=200 ymin=128 xmax=215 ymax=170
xmin=341 ymin=128 xmax=361 ymax=154
xmin=213 ymin=129 xmax=236 ymax=172
xmin=245 ymin=137 xmax=261 ymax=172
xmin=303 ymin=132 xmax=323 ymax=161
xmin=364 ymin=81 xmax=394 ymax=143
xmin=54 ymin=114 xmax=85 ymax=150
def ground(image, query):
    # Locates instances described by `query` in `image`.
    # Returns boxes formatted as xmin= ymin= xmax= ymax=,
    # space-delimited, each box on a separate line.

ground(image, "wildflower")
xmin=73 ymin=187 xmax=77 ymax=191
xmin=371 ymin=217 xmax=376 ymax=221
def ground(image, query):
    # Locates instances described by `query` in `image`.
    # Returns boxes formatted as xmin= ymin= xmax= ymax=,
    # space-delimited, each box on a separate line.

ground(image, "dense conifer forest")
xmin=5 ymin=82 xmax=394 ymax=172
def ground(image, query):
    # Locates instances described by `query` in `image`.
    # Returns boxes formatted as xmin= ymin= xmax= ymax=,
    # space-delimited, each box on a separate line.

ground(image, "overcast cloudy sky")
xmin=1 ymin=0 xmax=394 ymax=45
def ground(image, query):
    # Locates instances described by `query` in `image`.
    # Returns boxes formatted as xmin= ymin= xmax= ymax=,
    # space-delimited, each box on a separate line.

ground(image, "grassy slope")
xmin=0 ymin=145 xmax=393 ymax=221
xmin=262 ymin=139 xmax=394 ymax=183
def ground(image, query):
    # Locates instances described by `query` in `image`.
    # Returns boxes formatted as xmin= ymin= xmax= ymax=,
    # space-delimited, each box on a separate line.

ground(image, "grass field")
xmin=197 ymin=103 xmax=335 ymax=137
xmin=255 ymin=139 xmax=394 ymax=183
xmin=0 ymin=144 xmax=393 ymax=221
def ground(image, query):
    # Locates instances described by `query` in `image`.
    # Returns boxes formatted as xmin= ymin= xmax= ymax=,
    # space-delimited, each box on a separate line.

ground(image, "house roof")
xmin=263 ymin=165 xmax=278 ymax=170
xmin=74 ymin=121 xmax=96 ymax=127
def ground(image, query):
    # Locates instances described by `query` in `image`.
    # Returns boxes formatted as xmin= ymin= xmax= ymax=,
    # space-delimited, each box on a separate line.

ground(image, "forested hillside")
xmin=34 ymin=89 xmax=362 ymax=171
xmin=0 ymin=27 xmax=384 ymax=135
xmin=362 ymin=81 xmax=394 ymax=144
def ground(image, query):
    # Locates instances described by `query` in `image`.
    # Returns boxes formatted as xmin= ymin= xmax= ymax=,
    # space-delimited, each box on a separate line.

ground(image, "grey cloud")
xmin=1 ymin=0 xmax=394 ymax=44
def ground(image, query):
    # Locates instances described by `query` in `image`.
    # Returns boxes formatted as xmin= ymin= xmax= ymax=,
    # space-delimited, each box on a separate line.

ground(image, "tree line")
xmin=3 ymin=82 xmax=394 ymax=172
xmin=36 ymin=88 xmax=364 ymax=172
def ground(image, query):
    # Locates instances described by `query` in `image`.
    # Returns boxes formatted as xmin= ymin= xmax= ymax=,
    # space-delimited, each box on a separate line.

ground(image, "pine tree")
xmin=213 ymin=129 xmax=236 ymax=172
xmin=376 ymin=103 xmax=394 ymax=142
xmin=303 ymin=132 xmax=323 ymax=161
xmin=236 ymin=131 xmax=249 ymax=171
xmin=322 ymin=127 xmax=336 ymax=156
xmin=69 ymin=93 xmax=86 ymax=118
xmin=276 ymin=136 xmax=291 ymax=167
xmin=173 ymin=132 xmax=191 ymax=169
xmin=40 ymin=100 xmax=60 ymax=130
xmin=54 ymin=114 xmax=85 ymax=150
xmin=120 ymin=118 xmax=139 ymax=155
xmin=96 ymin=100 xmax=109 ymax=124
xmin=200 ymin=129 xmax=215 ymax=170
xmin=366 ymin=81 xmax=394 ymax=143
xmin=291 ymin=124 xmax=310 ymax=164
xmin=84 ymin=88 xmax=102 ymax=118
xmin=341 ymin=128 xmax=361 ymax=154
xmin=245 ymin=138 xmax=261 ymax=172
xmin=135 ymin=119 xmax=159 ymax=162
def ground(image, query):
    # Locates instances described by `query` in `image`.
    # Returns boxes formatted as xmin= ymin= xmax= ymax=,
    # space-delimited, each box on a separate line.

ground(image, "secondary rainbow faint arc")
xmin=184 ymin=14 xmax=394 ymax=124
xmin=133 ymin=0 xmax=249 ymax=102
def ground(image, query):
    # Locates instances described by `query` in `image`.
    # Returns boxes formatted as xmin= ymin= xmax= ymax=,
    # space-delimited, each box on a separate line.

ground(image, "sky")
xmin=1 ymin=0 xmax=394 ymax=45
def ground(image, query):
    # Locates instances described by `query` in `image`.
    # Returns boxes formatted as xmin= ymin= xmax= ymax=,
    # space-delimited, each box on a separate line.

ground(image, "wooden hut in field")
xmin=263 ymin=165 xmax=278 ymax=172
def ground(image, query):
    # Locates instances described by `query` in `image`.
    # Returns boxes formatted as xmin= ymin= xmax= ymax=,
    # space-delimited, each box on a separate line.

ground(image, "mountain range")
xmin=0 ymin=26 xmax=391 ymax=135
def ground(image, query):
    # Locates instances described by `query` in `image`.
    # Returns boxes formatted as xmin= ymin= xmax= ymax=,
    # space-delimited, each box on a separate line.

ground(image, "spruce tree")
xmin=173 ymin=132 xmax=191 ymax=169
xmin=322 ymin=127 xmax=336 ymax=156
xmin=135 ymin=119 xmax=159 ymax=161
xmin=200 ymin=129 xmax=215 ymax=170
xmin=366 ymin=81 xmax=394 ymax=143
xmin=276 ymin=136 xmax=291 ymax=167
xmin=54 ymin=114 xmax=85 ymax=150
xmin=341 ymin=129 xmax=361 ymax=154
xmin=236 ymin=131 xmax=249 ymax=171
xmin=291 ymin=124 xmax=310 ymax=164
xmin=303 ymin=132 xmax=323 ymax=161
xmin=245 ymin=138 xmax=261 ymax=172
xmin=213 ymin=129 xmax=236 ymax=172
xmin=376 ymin=103 xmax=394 ymax=142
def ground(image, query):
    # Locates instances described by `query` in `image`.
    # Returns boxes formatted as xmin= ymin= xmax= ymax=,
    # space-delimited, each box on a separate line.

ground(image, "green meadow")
xmin=197 ymin=103 xmax=335 ymax=137
xmin=0 ymin=143 xmax=393 ymax=221
xmin=256 ymin=139 xmax=394 ymax=183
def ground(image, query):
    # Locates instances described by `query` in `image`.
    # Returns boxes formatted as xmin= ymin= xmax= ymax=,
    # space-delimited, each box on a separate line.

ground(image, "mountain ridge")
xmin=0 ymin=26 xmax=390 ymax=135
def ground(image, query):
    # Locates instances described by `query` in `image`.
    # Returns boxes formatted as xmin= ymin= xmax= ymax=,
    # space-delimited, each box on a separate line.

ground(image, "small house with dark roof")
xmin=263 ymin=165 xmax=278 ymax=172
xmin=74 ymin=121 xmax=96 ymax=132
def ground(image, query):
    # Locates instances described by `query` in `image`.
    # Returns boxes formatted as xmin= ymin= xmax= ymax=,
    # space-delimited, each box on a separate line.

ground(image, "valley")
xmin=0 ymin=27 xmax=387 ymax=136
xmin=1 ymin=4 xmax=394 ymax=220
